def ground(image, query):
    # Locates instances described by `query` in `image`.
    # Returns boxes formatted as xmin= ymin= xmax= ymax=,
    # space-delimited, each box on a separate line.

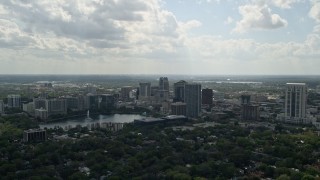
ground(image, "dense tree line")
xmin=0 ymin=115 xmax=320 ymax=179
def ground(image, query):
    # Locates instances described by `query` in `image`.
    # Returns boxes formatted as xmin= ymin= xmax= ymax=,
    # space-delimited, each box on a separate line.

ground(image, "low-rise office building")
xmin=23 ymin=129 xmax=46 ymax=142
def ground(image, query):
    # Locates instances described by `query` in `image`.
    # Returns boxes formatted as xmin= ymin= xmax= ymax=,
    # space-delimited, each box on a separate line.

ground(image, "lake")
xmin=39 ymin=114 xmax=144 ymax=129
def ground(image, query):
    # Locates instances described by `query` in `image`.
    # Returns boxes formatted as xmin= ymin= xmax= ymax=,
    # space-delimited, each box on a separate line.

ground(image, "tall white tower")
xmin=285 ymin=83 xmax=307 ymax=124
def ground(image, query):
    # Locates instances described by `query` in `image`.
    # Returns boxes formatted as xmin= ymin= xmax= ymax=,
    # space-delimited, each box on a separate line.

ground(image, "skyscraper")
xmin=35 ymin=108 xmax=48 ymax=120
xmin=240 ymin=95 xmax=251 ymax=105
xmin=100 ymin=94 xmax=115 ymax=110
xmin=45 ymin=98 xmax=67 ymax=116
xmin=0 ymin=100 xmax=4 ymax=113
xmin=174 ymin=80 xmax=187 ymax=102
xmin=66 ymin=96 xmax=80 ymax=111
xmin=159 ymin=77 xmax=169 ymax=91
xmin=285 ymin=83 xmax=307 ymax=124
xmin=240 ymin=94 xmax=259 ymax=121
xmin=184 ymin=83 xmax=201 ymax=118
xmin=202 ymin=88 xmax=213 ymax=105
xmin=171 ymin=102 xmax=187 ymax=116
xmin=151 ymin=86 xmax=159 ymax=96
xmin=139 ymin=82 xmax=151 ymax=99
xmin=34 ymin=98 xmax=47 ymax=109
xmin=86 ymin=94 xmax=99 ymax=110
xmin=120 ymin=86 xmax=133 ymax=102
xmin=158 ymin=77 xmax=169 ymax=102
xmin=7 ymin=94 xmax=21 ymax=108
xmin=241 ymin=105 xmax=259 ymax=121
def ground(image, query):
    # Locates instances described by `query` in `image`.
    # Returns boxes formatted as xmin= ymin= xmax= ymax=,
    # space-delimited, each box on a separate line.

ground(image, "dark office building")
xmin=174 ymin=80 xmax=187 ymax=102
xmin=202 ymin=88 xmax=213 ymax=105
xmin=87 ymin=94 xmax=100 ymax=110
xmin=159 ymin=77 xmax=169 ymax=91
xmin=65 ymin=96 xmax=85 ymax=111
xmin=240 ymin=94 xmax=259 ymax=121
xmin=100 ymin=94 xmax=115 ymax=110
xmin=7 ymin=94 xmax=21 ymax=108
xmin=23 ymin=129 xmax=46 ymax=142
xmin=171 ymin=102 xmax=187 ymax=116
xmin=46 ymin=98 xmax=67 ymax=116
xmin=158 ymin=77 xmax=169 ymax=101
xmin=34 ymin=98 xmax=46 ymax=109
xmin=241 ymin=105 xmax=259 ymax=121
xmin=139 ymin=82 xmax=151 ymax=98
xmin=151 ymin=86 xmax=159 ymax=96
xmin=184 ymin=83 xmax=201 ymax=118
xmin=241 ymin=95 xmax=251 ymax=105
xmin=120 ymin=86 xmax=133 ymax=101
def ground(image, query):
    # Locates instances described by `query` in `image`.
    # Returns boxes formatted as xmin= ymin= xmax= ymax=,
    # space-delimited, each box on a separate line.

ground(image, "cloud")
xmin=0 ymin=0 xmax=320 ymax=75
xmin=272 ymin=0 xmax=299 ymax=9
xmin=233 ymin=3 xmax=288 ymax=33
xmin=179 ymin=20 xmax=202 ymax=31
xmin=224 ymin=16 xmax=234 ymax=25
xmin=0 ymin=0 xmax=144 ymax=58
xmin=2 ymin=1 xmax=132 ymax=40
xmin=0 ymin=0 xmax=202 ymax=57
xmin=0 ymin=19 xmax=35 ymax=48
xmin=309 ymin=1 xmax=320 ymax=22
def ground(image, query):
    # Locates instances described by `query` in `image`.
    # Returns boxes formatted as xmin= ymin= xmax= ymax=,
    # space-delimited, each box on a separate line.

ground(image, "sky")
xmin=1 ymin=0 xmax=320 ymax=75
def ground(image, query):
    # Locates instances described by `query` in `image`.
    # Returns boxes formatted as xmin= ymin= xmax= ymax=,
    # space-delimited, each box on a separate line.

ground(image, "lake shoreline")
xmin=39 ymin=114 xmax=144 ymax=129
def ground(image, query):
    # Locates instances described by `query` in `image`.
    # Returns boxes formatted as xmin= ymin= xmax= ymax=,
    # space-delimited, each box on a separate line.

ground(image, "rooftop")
xmin=171 ymin=102 xmax=187 ymax=105
xmin=165 ymin=115 xmax=187 ymax=120
xmin=134 ymin=117 xmax=165 ymax=123
xmin=286 ymin=83 xmax=306 ymax=85
xmin=24 ymin=129 xmax=46 ymax=133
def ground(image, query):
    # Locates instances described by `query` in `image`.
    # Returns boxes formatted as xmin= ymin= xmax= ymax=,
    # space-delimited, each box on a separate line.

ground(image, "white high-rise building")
xmin=285 ymin=83 xmax=307 ymax=124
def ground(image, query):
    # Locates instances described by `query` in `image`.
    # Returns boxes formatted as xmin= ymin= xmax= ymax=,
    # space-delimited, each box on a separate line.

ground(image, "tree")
xmin=276 ymin=174 xmax=290 ymax=180
xmin=301 ymin=175 xmax=316 ymax=180
xmin=68 ymin=172 xmax=89 ymax=180
xmin=166 ymin=170 xmax=191 ymax=180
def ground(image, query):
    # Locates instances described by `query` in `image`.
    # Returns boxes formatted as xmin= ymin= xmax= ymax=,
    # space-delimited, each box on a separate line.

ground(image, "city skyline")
xmin=1 ymin=0 xmax=320 ymax=75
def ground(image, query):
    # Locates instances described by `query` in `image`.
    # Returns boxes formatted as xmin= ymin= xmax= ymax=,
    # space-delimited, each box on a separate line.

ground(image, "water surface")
xmin=40 ymin=114 xmax=143 ymax=129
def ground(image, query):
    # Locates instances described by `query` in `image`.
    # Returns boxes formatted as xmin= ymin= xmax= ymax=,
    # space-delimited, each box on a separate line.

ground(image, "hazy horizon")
xmin=2 ymin=74 xmax=320 ymax=76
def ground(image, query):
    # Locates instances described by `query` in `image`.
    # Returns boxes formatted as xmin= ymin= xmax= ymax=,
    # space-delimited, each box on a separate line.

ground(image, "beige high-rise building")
xmin=285 ymin=83 xmax=307 ymax=124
